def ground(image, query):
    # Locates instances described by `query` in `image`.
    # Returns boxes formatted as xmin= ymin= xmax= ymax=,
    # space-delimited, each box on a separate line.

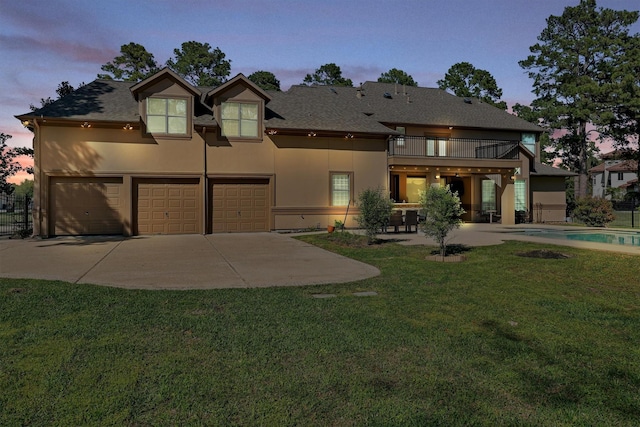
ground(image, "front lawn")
xmin=1 ymin=237 xmax=639 ymax=426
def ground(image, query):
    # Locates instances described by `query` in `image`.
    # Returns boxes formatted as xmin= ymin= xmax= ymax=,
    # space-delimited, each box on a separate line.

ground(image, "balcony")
xmin=388 ymin=136 xmax=520 ymax=160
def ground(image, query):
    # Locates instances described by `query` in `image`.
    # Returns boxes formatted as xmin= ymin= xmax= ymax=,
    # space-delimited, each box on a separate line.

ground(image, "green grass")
xmin=610 ymin=210 xmax=640 ymax=228
xmin=1 ymin=236 xmax=639 ymax=426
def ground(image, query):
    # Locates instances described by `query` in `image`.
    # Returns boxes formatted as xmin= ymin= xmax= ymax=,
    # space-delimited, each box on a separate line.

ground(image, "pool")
xmin=505 ymin=228 xmax=640 ymax=247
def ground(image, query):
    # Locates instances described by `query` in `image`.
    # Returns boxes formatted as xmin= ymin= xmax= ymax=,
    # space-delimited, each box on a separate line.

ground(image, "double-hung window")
xmin=221 ymin=102 xmax=259 ymax=138
xmin=146 ymin=97 xmax=188 ymax=135
xmin=331 ymin=173 xmax=352 ymax=206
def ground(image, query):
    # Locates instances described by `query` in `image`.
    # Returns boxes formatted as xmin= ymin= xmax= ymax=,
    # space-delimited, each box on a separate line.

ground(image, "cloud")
xmin=0 ymin=34 xmax=116 ymax=65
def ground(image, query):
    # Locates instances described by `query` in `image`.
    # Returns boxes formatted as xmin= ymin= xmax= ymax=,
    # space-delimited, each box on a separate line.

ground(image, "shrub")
xmin=356 ymin=187 xmax=394 ymax=244
xmin=420 ymin=185 xmax=465 ymax=257
xmin=572 ymin=196 xmax=615 ymax=227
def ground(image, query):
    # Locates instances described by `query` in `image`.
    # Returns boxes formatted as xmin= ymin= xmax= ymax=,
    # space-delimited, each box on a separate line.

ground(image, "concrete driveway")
xmin=0 ymin=233 xmax=380 ymax=290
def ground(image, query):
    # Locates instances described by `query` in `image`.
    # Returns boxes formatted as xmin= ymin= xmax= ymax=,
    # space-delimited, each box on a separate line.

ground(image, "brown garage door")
xmin=211 ymin=179 xmax=269 ymax=233
xmin=135 ymin=178 xmax=201 ymax=235
xmin=50 ymin=177 xmax=123 ymax=235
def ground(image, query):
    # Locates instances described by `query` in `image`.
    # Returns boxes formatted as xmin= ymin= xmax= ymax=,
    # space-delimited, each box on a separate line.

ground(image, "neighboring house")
xmin=589 ymin=159 xmax=639 ymax=199
xmin=16 ymin=68 xmax=573 ymax=237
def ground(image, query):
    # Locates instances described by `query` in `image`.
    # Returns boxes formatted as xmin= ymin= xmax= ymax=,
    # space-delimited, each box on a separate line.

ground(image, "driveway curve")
xmin=0 ymin=233 xmax=380 ymax=290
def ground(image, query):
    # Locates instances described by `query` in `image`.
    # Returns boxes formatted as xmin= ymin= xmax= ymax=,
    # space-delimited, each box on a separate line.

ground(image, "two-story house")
xmin=589 ymin=159 xmax=639 ymax=199
xmin=16 ymin=68 xmax=572 ymax=237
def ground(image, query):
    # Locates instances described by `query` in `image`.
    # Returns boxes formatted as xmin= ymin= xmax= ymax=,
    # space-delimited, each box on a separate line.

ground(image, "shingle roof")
xmin=358 ymin=82 xmax=543 ymax=132
xmin=264 ymin=85 xmax=398 ymax=135
xmin=17 ymin=74 xmax=542 ymax=136
xmin=588 ymin=160 xmax=638 ymax=173
xmin=17 ymin=80 xmax=138 ymax=122
xmin=17 ymin=79 xmax=217 ymax=127
xmin=263 ymin=82 xmax=542 ymax=135
xmin=531 ymin=162 xmax=577 ymax=177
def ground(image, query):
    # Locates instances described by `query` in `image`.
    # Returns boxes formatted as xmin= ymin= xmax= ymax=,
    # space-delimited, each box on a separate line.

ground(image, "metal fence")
xmin=388 ymin=136 xmax=520 ymax=159
xmin=611 ymin=201 xmax=639 ymax=228
xmin=0 ymin=193 xmax=32 ymax=236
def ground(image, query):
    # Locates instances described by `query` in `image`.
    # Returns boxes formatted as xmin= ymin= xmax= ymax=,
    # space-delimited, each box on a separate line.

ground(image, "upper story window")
xmin=221 ymin=102 xmax=259 ymax=138
xmin=522 ymin=133 xmax=536 ymax=154
xmin=146 ymin=97 xmax=188 ymax=135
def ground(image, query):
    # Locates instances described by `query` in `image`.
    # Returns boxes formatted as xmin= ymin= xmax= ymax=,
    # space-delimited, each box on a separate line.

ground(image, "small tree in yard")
xmin=356 ymin=187 xmax=394 ymax=244
xmin=420 ymin=185 xmax=465 ymax=257
xmin=572 ymin=196 xmax=615 ymax=227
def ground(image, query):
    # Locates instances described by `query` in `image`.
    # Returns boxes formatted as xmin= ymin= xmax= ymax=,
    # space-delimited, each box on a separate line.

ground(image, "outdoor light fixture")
xmin=123 ymin=124 xmax=133 ymax=130
xmin=267 ymin=129 xmax=278 ymax=135
xmin=345 ymin=133 xmax=354 ymax=139
xmin=81 ymin=122 xmax=91 ymax=128
xmin=307 ymin=131 xmax=316 ymax=137
xmin=22 ymin=120 xmax=31 ymax=128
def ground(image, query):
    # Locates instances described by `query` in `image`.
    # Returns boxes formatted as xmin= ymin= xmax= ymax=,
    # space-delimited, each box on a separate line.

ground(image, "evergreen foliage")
xmin=166 ymin=41 xmax=231 ymax=87
xmin=377 ymin=68 xmax=417 ymax=86
xmin=519 ymin=0 xmax=640 ymax=197
xmin=98 ymin=42 xmax=159 ymax=81
xmin=303 ymin=63 xmax=353 ymax=87
xmin=248 ymin=71 xmax=281 ymax=91
xmin=437 ymin=62 xmax=507 ymax=110
xmin=419 ymin=185 xmax=465 ymax=257
xmin=356 ymin=187 xmax=394 ymax=244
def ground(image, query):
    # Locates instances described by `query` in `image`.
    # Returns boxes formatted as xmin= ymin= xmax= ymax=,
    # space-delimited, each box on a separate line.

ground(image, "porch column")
xmin=501 ymin=181 xmax=515 ymax=225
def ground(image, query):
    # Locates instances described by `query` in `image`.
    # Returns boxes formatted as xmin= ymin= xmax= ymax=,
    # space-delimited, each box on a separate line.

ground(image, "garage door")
xmin=50 ymin=177 xmax=123 ymax=235
xmin=211 ymin=179 xmax=269 ymax=233
xmin=135 ymin=178 xmax=201 ymax=235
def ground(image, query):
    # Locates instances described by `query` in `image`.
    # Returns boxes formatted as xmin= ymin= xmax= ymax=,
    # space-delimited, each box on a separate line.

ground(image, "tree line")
xmin=8 ymin=0 xmax=640 ymax=200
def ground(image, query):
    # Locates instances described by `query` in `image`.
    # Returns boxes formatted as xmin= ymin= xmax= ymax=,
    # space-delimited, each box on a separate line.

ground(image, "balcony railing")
xmin=388 ymin=136 xmax=520 ymax=160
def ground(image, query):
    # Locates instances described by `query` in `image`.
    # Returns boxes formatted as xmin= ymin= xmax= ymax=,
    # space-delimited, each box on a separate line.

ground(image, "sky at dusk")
xmin=1 ymin=0 xmax=639 ymax=182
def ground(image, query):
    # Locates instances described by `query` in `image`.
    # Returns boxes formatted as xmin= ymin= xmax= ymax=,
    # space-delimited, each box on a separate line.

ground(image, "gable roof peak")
xmin=130 ymin=67 xmax=201 ymax=100
xmin=205 ymin=73 xmax=272 ymax=102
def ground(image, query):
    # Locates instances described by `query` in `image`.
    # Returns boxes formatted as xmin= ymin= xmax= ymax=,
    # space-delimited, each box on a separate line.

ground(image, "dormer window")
xmin=146 ymin=97 xmax=188 ymax=135
xmin=221 ymin=102 xmax=259 ymax=138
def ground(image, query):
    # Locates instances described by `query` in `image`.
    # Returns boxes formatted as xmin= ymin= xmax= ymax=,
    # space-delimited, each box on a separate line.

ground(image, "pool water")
xmin=507 ymin=229 xmax=640 ymax=247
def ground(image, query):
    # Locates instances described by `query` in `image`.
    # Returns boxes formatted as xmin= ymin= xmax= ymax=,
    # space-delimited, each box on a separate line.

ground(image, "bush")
xmin=420 ymin=185 xmax=465 ymax=257
xmin=356 ymin=187 xmax=394 ymax=244
xmin=572 ymin=196 xmax=615 ymax=227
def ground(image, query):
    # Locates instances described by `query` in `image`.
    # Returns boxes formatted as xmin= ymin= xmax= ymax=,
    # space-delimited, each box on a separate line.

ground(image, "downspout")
xmin=202 ymin=127 xmax=207 ymax=235
xmin=32 ymin=118 xmax=43 ymax=237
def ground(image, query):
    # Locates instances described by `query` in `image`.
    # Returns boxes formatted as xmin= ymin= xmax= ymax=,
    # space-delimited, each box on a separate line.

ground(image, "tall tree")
xmin=519 ymin=0 xmax=639 ymax=197
xmin=248 ymin=71 xmax=281 ymax=91
xmin=98 ymin=42 xmax=159 ymax=81
xmin=166 ymin=41 xmax=231 ymax=87
xmin=511 ymin=103 xmax=554 ymax=164
xmin=29 ymin=81 xmax=84 ymax=111
xmin=303 ymin=63 xmax=353 ymax=87
xmin=437 ymin=62 xmax=507 ymax=110
xmin=377 ymin=68 xmax=417 ymax=86
xmin=1 ymin=133 xmax=23 ymax=194
xmin=600 ymin=32 xmax=640 ymax=184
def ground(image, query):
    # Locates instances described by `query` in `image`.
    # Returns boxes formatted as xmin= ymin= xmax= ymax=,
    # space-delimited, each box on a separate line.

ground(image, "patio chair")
xmin=405 ymin=210 xmax=418 ymax=233
xmin=387 ymin=211 xmax=403 ymax=233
